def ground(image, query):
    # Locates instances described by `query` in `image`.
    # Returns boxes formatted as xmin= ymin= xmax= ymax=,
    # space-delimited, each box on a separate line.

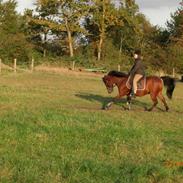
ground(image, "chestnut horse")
xmin=102 ymin=71 xmax=175 ymax=111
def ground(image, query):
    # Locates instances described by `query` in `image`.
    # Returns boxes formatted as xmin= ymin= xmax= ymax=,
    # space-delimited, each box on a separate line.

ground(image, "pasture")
xmin=0 ymin=71 xmax=183 ymax=183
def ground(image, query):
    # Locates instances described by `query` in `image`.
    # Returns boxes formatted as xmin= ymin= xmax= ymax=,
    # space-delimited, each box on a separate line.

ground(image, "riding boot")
xmin=130 ymin=89 xmax=136 ymax=98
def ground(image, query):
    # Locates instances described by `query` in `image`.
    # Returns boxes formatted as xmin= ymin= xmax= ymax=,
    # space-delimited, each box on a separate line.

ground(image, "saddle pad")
xmin=126 ymin=76 xmax=146 ymax=90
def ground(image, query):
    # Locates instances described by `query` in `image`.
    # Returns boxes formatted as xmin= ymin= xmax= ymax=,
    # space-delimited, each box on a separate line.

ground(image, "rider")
xmin=129 ymin=49 xmax=145 ymax=97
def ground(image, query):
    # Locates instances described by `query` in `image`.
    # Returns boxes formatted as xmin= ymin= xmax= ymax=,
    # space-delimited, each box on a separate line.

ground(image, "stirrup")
xmin=130 ymin=92 xmax=136 ymax=98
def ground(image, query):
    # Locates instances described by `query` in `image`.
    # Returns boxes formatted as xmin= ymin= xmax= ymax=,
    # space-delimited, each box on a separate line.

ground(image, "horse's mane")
xmin=108 ymin=70 xmax=128 ymax=78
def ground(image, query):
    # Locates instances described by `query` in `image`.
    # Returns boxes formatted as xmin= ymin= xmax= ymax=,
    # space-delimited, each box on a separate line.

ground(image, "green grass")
xmin=0 ymin=72 xmax=183 ymax=183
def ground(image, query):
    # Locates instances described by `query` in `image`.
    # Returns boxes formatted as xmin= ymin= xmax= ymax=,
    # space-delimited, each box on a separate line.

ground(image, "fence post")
xmin=118 ymin=64 xmax=121 ymax=72
xmin=0 ymin=58 xmax=1 ymax=74
xmin=72 ymin=61 xmax=75 ymax=70
xmin=173 ymin=68 xmax=175 ymax=77
xmin=14 ymin=58 xmax=17 ymax=73
xmin=31 ymin=57 xmax=34 ymax=72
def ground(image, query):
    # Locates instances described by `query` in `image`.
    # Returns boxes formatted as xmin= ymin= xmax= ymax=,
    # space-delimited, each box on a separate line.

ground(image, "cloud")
xmin=136 ymin=0 xmax=180 ymax=9
xmin=16 ymin=0 xmax=35 ymax=13
xmin=141 ymin=7 xmax=178 ymax=27
xmin=15 ymin=0 xmax=181 ymax=27
xmin=136 ymin=0 xmax=180 ymax=27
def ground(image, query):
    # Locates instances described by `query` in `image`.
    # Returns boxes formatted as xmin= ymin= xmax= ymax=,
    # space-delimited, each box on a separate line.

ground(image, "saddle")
xmin=126 ymin=76 xmax=146 ymax=90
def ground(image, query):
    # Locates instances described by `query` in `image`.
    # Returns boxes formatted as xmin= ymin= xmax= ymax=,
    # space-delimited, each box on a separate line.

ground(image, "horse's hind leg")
xmin=158 ymin=92 xmax=169 ymax=111
xmin=146 ymin=93 xmax=158 ymax=111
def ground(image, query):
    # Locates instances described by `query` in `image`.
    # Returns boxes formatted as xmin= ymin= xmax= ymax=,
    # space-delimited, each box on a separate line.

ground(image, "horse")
xmin=102 ymin=71 xmax=176 ymax=111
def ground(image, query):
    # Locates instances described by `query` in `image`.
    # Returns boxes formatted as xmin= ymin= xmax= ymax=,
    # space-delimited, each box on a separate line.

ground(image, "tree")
xmin=30 ymin=0 xmax=90 ymax=58
xmin=84 ymin=0 xmax=129 ymax=61
xmin=167 ymin=1 xmax=183 ymax=45
xmin=104 ymin=0 xmax=148 ymax=66
xmin=0 ymin=0 xmax=32 ymax=63
xmin=0 ymin=0 xmax=18 ymax=34
xmin=166 ymin=1 xmax=183 ymax=73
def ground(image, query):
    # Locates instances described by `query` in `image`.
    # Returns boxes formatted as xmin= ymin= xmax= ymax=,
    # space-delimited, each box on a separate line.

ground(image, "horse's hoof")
xmin=144 ymin=107 xmax=148 ymax=111
xmin=102 ymin=107 xmax=106 ymax=110
xmin=165 ymin=106 xmax=169 ymax=112
xmin=165 ymin=108 xmax=169 ymax=112
xmin=123 ymin=107 xmax=130 ymax=111
xmin=102 ymin=106 xmax=109 ymax=110
xmin=144 ymin=107 xmax=151 ymax=112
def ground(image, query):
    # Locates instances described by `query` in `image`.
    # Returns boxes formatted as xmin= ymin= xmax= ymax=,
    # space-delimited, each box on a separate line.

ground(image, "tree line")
xmin=0 ymin=0 xmax=183 ymax=74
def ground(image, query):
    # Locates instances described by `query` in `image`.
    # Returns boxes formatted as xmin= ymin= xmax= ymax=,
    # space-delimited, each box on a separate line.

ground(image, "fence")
xmin=0 ymin=58 xmax=180 ymax=79
xmin=0 ymin=58 xmax=34 ymax=74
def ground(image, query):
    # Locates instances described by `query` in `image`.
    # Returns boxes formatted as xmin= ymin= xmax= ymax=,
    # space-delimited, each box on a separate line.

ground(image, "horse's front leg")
xmin=103 ymin=95 xmax=122 ymax=110
xmin=104 ymin=101 xmax=114 ymax=110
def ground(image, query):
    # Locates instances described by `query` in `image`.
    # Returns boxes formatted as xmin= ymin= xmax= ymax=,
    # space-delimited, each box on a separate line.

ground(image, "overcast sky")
xmin=15 ymin=0 xmax=181 ymax=27
xmin=136 ymin=0 xmax=180 ymax=27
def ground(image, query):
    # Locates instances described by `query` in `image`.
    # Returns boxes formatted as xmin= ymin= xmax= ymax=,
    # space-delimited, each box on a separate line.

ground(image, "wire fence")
xmin=0 ymin=58 xmax=34 ymax=74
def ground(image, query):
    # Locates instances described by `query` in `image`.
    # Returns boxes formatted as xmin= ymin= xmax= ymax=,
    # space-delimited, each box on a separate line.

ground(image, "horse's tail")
xmin=161 ymin=76 xmax=176 ymax=99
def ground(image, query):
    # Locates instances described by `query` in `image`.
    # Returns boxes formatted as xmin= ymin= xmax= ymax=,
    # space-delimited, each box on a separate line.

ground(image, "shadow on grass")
xmin=75 ymin=93 xmax=150 ymax=110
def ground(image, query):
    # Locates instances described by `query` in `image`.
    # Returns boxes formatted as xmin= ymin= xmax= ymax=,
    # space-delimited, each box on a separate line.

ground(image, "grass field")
xmin=0 ymin=71 xmax=183 ymax=183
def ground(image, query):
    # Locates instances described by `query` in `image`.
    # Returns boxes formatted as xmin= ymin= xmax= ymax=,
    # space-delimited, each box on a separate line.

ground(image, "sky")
xmin=15 ymin=0 xmax=181 ymax=27
xmin=136 ymin=0 xmax=180 ymax=27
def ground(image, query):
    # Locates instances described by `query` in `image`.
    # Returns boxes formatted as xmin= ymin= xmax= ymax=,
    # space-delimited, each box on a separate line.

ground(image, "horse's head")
xmin=102 ymin=75 xmax=115 ymax=94
xmin=102 ymin=71 xmax=128 ymax=94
